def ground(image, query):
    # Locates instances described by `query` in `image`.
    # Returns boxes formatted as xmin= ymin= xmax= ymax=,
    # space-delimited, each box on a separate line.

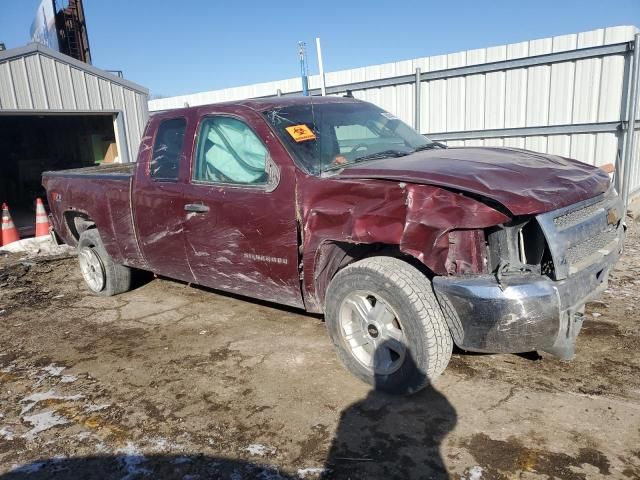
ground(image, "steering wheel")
xmin=349 ymin=143 xmax=369 ymax=155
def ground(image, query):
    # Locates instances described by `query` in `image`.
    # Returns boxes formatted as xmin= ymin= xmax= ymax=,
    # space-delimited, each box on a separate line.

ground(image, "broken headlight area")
xmin=485 ymin=218 xmax=555 ymax=280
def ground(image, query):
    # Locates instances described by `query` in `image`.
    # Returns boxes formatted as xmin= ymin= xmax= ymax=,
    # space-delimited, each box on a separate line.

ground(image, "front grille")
xmin=553 ymin=199 xmax=606 ymax=229
xmin=535 ymin=189 xmax=622 ymax=280
xmin=565 ymin=229 xmax=619 ymax=268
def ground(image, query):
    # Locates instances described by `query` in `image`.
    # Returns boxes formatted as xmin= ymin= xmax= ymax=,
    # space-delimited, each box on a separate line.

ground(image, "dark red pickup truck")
xmin=43 ymin=97 xmax=624 ymax=393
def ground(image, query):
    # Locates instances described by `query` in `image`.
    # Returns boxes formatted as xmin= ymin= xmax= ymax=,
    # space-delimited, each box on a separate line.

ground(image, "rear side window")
xmin=150 ymin=118 xmax=186 ymax=181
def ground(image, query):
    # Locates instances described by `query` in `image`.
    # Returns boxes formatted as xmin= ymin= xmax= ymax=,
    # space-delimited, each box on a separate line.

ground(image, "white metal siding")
xmin=40 ymin=56 xmax=63 ymax=109
xmin=148 ymin=25 xmax=639 ymax=193
xmin=0 ymin=46 xmax=149 ymax=163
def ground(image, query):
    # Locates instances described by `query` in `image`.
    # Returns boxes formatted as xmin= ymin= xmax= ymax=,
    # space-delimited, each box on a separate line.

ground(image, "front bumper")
xmin=433 ymin=221 xmax=624 ymax=360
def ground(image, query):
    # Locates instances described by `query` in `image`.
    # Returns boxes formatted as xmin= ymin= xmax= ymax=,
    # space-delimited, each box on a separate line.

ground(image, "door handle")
xmin=184 ymin=203 xmax=210 ymax=213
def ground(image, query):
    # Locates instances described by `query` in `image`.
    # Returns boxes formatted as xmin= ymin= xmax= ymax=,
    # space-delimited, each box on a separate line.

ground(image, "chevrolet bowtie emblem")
xmin=606 ymin=208 xmax=620 ymax=226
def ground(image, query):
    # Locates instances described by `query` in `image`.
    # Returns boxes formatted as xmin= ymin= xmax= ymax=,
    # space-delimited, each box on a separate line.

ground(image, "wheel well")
xmin=313 ymin=241 xmax=434 ymax=308
xmin=63 ymin=211 xmax=96 ymax=242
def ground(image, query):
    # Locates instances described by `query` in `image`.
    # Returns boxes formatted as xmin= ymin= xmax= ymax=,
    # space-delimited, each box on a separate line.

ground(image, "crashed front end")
xmin=433 ymin=186 xmax=625 ymax=359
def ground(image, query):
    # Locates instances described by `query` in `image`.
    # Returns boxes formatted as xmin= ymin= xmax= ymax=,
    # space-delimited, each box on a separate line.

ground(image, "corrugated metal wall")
xmin=0 ymin=44 xmax=149 ymax=163
xmin=149 ymin=25 xmax=640 ymax=194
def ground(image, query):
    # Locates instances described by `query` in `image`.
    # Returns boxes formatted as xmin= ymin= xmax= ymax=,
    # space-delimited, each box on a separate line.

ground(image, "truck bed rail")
xmin=43 ymin=163 xmax=134 ymax=180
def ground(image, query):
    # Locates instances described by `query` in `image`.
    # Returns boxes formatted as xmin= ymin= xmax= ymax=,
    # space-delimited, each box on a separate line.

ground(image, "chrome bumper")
xmin=433 ymin=222 xmax=624 ymax=359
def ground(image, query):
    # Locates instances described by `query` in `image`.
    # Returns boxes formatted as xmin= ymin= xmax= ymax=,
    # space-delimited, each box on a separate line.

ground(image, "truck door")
xmin=134 ymin=116 xmax=195 ymax=283
xmin=181 ymin=110 xmax=303 ymax=308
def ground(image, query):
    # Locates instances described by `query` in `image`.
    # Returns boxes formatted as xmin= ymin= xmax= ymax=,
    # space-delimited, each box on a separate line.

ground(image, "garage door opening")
xmin=0 ymin=114 xmax=119 ymax=238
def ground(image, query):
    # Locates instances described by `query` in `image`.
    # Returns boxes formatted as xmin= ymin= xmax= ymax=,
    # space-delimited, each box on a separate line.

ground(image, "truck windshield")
xmin=263 ymin=101 xmax=437 ymax=174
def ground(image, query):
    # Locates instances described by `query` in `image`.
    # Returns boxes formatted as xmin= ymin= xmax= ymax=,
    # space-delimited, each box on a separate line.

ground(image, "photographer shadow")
xmin=323 ymin=342 xmax=457 ymax=479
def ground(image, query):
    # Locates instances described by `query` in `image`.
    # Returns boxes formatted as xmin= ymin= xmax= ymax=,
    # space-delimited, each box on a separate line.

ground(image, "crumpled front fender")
xmin=299 ymin=176 xmax=510 ymax=312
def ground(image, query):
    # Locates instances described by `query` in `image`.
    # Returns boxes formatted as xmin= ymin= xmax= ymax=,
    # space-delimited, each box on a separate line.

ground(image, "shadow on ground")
xmin=0 ymin=454 xmax=295 ymax=480
xmin=2 ymin=344 xmax=456 ymax=479
xmin=322 ymin=343 xmax=457 ymax=479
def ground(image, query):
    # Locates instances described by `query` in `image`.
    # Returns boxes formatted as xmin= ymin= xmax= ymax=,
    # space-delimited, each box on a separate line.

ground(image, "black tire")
xmin=325 ymin=256 xmax=452 ymax=394
xmin=77 ymin=229 xmax=131 ymax=296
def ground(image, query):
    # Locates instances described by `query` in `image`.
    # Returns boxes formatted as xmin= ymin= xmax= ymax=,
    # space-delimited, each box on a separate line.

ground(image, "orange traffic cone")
xmin=1 ymin=203 xmax=20 ymax=246
xmin=35 ymin=198 xmax=51 ymax=238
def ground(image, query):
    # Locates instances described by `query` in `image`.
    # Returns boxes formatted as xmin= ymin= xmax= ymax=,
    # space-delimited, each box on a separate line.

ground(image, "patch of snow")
xmin=43 ymin=364 xmax=65 ymax=376
xmin=60 ymin=375 xmax=78 ymax=383
xmin=118 ymin=442 xmax=151 ymax=479
xmin=467 ymin=465 xmax=484 ymax=480
xmin=22 ymin=410 xmax=69 ymax=439
xmin=255 ymin=468 xmax=288 ymax=480
xmin=150 ymin=437 xmax=181 ymax=451
xmin=297 ymin=467 xmax=328 ymax=478
xmin=244 ymin=443 xmax=276 ymax=457
xmin=95 ymin=441 xmax=110 ymax=453
xmin=73 ymin=431 xmax=92 ymax=441
xmin=84 ymin=403 xmax=111 ymax=412
xmin=172 ymin=456 xmax=192 ymax=465
xmin=1 ymin=237 xmax=74 ymax=257
xmin=10 ymin=461 xmax=47 ymax=474
xmin=0 ymin=427 xmax=14 ymax=440
xmin=20 ymin=390 xmax=83 ymax=414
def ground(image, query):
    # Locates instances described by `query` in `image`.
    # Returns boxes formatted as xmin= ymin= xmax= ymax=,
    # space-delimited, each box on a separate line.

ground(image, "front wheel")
xmin=325 ymin=256 xmax=452 ymax=394
xmin=78 ymin=229 xmax=131 ymax=296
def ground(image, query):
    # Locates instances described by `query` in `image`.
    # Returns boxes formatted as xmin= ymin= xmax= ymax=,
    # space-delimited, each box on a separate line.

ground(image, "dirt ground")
xmin=0 ymin=224 xmax=639 ymax=480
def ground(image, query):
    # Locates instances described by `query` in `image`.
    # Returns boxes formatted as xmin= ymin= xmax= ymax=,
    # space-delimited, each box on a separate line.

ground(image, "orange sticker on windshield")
xmin=285 ymin=124 xmax=316 ymax=142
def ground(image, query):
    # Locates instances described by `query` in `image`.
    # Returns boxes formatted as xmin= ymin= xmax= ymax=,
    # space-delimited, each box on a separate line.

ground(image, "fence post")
xmin=622 ymin=33 xmax=640 ymax=210
xmin=414 ymin=67 xmax=421 ymax=132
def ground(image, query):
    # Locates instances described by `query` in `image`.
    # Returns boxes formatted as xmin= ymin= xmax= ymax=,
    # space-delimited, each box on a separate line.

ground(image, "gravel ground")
xmin=0 ymin=223 xmax=638 ymax=479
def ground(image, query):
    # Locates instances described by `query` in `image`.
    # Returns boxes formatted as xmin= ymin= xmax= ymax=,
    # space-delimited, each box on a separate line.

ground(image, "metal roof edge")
xmin=0 ymin=42 xmax=149 ymax=95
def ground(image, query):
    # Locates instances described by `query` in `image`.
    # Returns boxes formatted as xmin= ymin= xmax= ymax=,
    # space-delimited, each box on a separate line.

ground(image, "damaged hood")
xmin=334 ymin=147 xmax=610 ymax=216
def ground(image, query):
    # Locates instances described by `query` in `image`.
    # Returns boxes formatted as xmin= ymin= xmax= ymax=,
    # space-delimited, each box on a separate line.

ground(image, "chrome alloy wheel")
xmin=78 ymin=246 xmax=106 ymax=292
xmin=338 ymin=290 xmax=407 ymax=375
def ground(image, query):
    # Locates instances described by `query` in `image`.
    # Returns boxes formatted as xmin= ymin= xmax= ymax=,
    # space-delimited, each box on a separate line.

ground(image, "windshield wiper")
xmin=412 ymin=141 xmax=447 ymax=152
xmin=353 ymin=149 xmax=411 ymax=162
xmin=323 ymin=149 xmax=411 ymax=172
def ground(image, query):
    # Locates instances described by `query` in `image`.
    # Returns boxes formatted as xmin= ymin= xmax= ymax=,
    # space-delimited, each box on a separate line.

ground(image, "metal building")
xmin=149 ymin=25 xmax=640 ymax=204
xmin=0 ymin=42 xmax=149 ymax=236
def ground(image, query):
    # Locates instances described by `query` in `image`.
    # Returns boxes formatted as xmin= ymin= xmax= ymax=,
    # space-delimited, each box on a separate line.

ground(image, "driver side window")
xmin=193 ymin=116 xmax=268 ymax=185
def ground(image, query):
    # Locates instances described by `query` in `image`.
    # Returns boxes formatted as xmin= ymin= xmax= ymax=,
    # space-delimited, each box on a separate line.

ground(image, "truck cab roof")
xmin=151 ymin=95 xmax=362 ymax=119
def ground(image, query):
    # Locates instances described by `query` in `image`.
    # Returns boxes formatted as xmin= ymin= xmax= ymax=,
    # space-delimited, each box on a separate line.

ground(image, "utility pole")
xmin=315 ymin=37 xmax=326 ymax=96
xmin=298 ymin=41 xmax=309 ymax=96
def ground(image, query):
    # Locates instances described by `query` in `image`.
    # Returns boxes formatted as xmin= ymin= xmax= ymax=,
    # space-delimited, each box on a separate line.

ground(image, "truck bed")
xmin=42 ymin=162 xmax=144 ymax=268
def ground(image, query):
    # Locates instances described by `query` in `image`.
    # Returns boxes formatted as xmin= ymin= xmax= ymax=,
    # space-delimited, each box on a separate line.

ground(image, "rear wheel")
xmin=325 ymin=256 xmax=452 ymax=394
xmin=78 ymin=229 xmax=131 ymax=296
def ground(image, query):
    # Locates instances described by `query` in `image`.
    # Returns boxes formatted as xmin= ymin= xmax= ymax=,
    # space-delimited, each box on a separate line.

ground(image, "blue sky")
xmin=1 ymin=0 xmax=639 ymax=97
